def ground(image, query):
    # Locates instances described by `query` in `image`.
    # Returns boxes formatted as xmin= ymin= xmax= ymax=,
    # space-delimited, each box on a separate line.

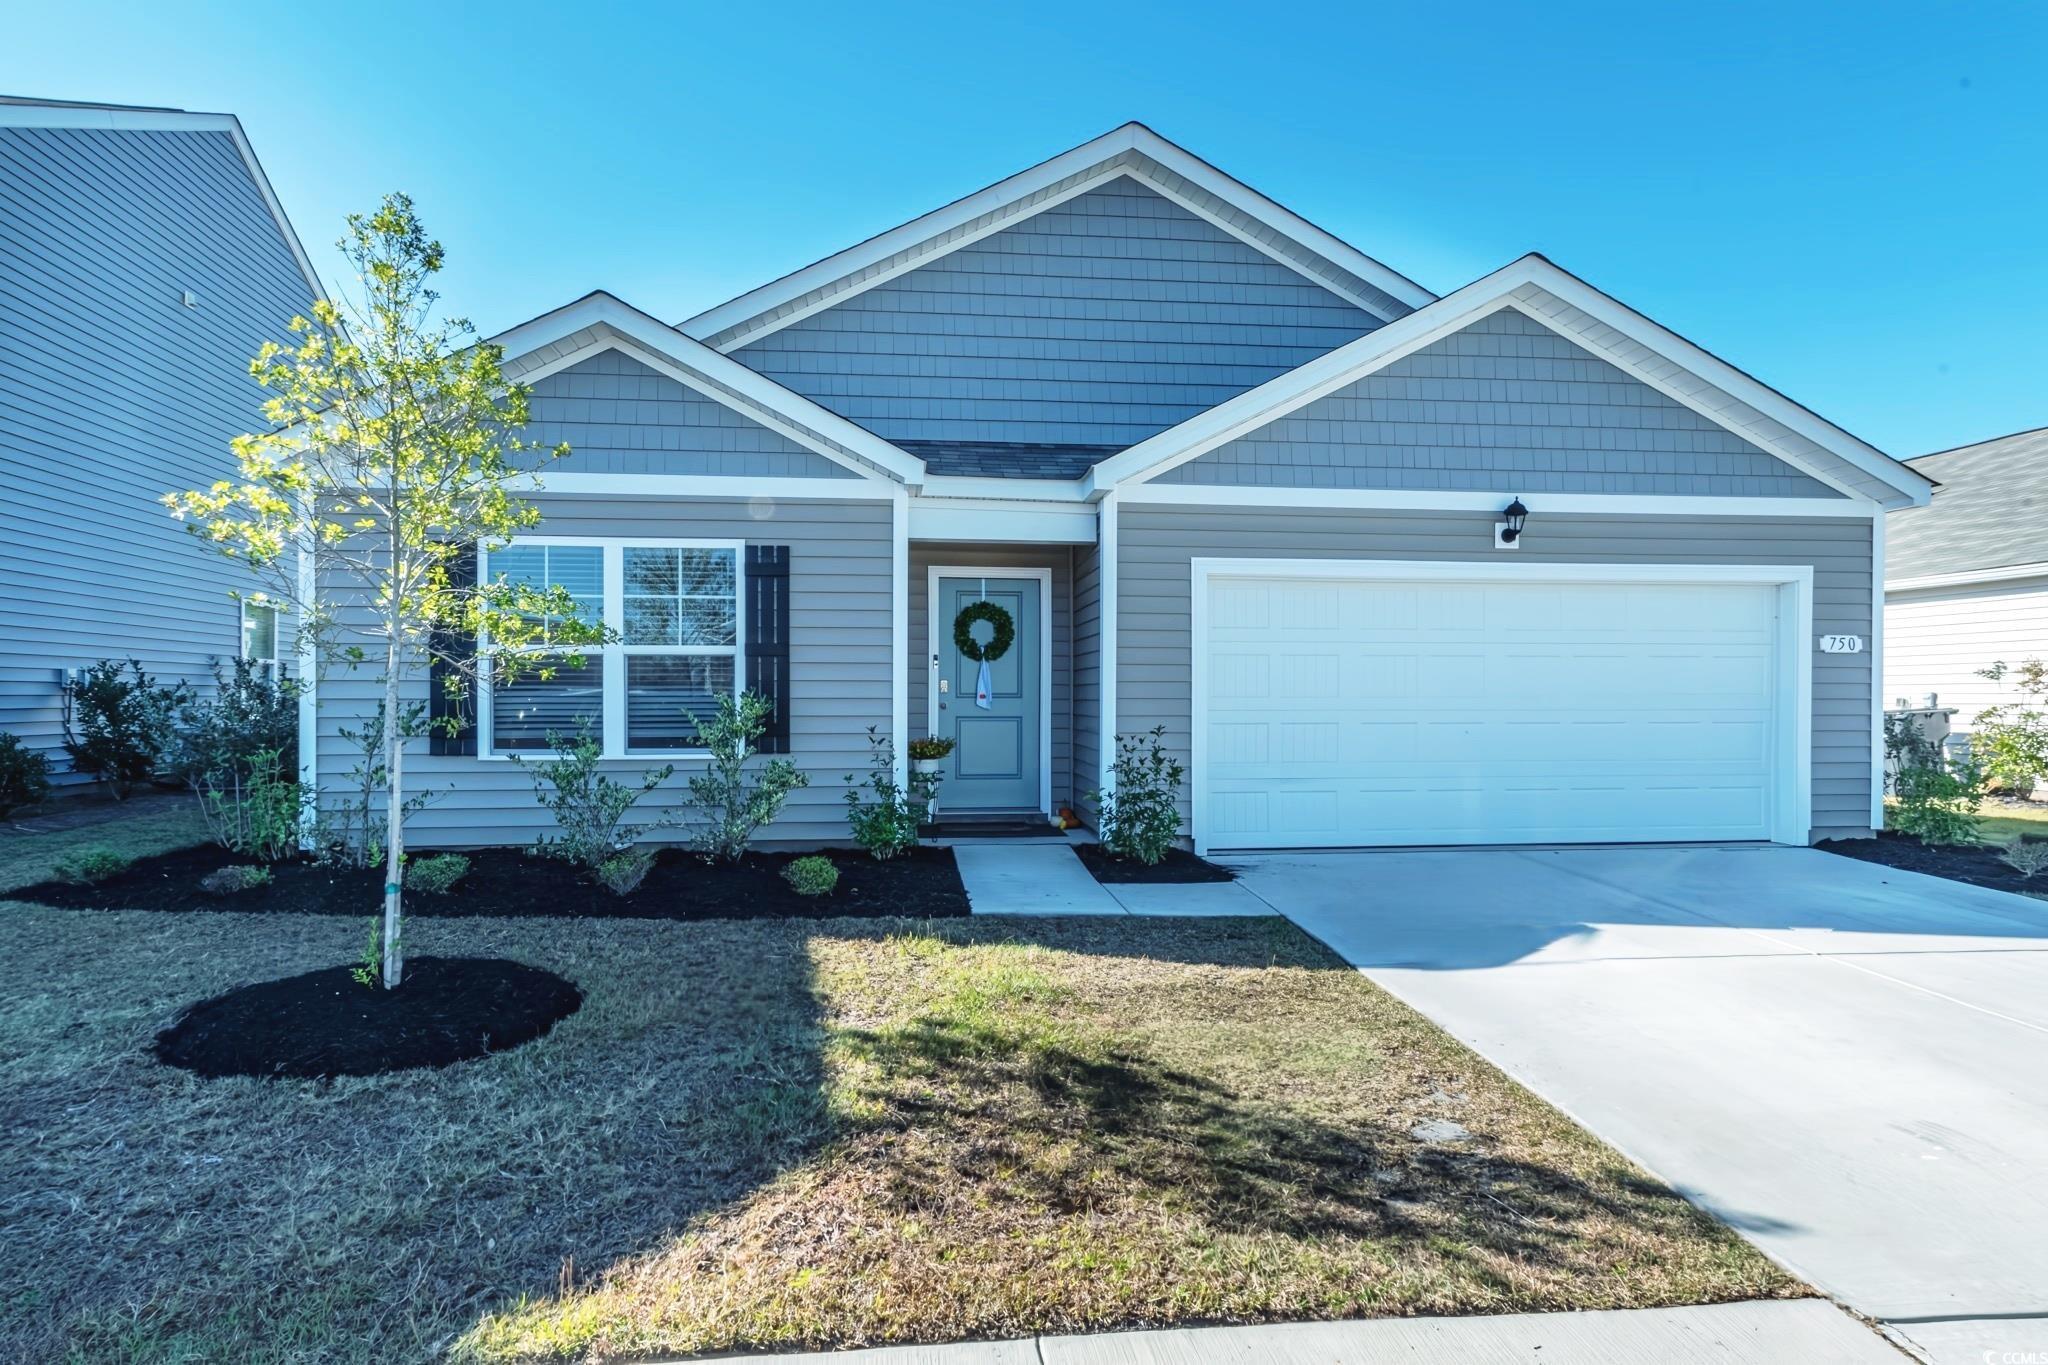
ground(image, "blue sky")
xmin=7 ymin=0 xmax=2042 ymax=456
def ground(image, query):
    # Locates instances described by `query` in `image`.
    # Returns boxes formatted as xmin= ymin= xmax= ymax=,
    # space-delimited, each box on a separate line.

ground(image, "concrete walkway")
xmin=1240 ymin=845 xmax=2048 ymax=1365
xmin=703 ymin=1299 xmax=1900 ymax=1363
xmin=952 ymin=843 xmax=1271 ymax=916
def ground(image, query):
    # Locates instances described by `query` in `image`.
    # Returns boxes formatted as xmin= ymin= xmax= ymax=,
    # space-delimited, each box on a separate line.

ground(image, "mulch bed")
xmin=1817 ymin=830 xmax=2048 ymax=897
xmin=154 ymin=956 xmax=582 ymax=1079
xmin=9 ymin=844 xmax=970 ymax=920
xmin=1074 ymin=843 xmax=1235 ymax=884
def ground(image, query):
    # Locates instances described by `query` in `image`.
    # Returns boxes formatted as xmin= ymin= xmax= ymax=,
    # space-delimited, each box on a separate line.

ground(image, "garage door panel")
xmin=1200 ymin=571 xmax=1792 ymax=848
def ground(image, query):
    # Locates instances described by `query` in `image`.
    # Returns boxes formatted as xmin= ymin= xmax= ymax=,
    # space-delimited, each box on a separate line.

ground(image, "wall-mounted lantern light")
xmin=1495 ymin=497 xmax=1529 ymax=550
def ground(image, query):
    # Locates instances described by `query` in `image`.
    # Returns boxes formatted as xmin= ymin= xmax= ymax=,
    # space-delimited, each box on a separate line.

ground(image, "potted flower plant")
xmin=907 ymin=735 xmax=953 ymax=824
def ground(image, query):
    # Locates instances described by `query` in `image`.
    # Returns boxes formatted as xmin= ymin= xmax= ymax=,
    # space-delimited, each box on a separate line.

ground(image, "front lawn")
xmin=2 ymin=817 xmax=1793 ymax=1362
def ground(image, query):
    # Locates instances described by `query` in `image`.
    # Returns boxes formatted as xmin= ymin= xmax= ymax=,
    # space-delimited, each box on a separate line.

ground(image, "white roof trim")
xmin=487 ymin=292 xmax=926 ymax=484
xmin=0 ymin=99 xmax=327 ymax=305
xmin=678 ymin=121 xmax=1435 ymax=351
xmin=1886 ymin=562 xmax=2048 ymax=594
xmin=1089 ymin=254 xmax=1935 ymax=510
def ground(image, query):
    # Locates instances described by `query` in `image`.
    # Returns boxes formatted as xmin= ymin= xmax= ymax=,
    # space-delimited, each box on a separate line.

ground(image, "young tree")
xmin=166 ymin=195 xmax=599 ymax=988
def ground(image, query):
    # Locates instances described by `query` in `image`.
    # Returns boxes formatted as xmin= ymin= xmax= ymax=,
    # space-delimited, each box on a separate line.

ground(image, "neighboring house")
xmin=1884 ymin=426 xmax=2048 ymax=731
xmin=0 ymin=96 xmax=322 ymax=784
xmin=311 ymin=122 xmax=1932 ymax=852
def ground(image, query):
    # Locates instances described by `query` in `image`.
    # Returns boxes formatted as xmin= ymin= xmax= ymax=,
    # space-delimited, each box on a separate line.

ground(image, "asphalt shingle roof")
xmin=1888 ymin=427 xmax=2048 ymax=582
xmin=899 ymin=440 xmax=1125 ymax=481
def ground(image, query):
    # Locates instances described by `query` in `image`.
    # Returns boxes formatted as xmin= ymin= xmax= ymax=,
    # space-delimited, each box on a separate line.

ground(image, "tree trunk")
xmin=381 ymin=638 xmax=405 ymax=990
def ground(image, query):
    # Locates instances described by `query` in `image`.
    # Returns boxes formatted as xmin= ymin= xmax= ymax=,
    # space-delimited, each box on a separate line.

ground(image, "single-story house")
xmin=308 ymin=122 xmax=1934 ymax=853
xmin=1884 ymin=426 xmax=2048 ymax=730
xmin=1 ymin=97 xmax=321 ymax=782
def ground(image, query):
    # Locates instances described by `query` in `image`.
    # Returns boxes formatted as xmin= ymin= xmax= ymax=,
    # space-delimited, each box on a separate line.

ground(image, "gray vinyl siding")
xmin=314 ymin=496 xmax=892 ymax=849
xmin=1156 ymin=307 xmax=1844 ymax=498
xmin=1072 ymin=541 xmax=1101 ymax=813
xmin=524 ymin=349 xmax=854 ymax=479
xmin=0 ymin=125 xmax=315 ymax=779
xmin=1114 ymin=504 xmax=1876 ymax=841
xmin=734 ymin=176 xmax=1384 ymax=448
xmin=909 ymin=545 xmax=1074 ymax=809
xmin=1884 ymin=577 xmax=2048 ymax=730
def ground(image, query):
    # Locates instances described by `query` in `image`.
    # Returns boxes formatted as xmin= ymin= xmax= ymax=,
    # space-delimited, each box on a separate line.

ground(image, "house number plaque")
xmin=1818 ymin=635 xmax=1865 ymax=654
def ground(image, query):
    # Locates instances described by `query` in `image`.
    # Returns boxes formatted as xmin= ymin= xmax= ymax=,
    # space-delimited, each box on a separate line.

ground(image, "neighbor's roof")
xmin=1888 ymin=426 xmax=2048 ymax=584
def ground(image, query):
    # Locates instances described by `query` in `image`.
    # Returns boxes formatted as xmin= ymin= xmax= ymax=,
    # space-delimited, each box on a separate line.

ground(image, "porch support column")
xmin=1097 ymin=489 xmax=1118 ymax=798
xmin=891 ymin=484 xmax=910 ymax=790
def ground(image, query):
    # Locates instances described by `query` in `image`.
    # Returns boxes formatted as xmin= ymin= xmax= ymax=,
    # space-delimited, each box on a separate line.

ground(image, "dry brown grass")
xmin=0 ymin=817 xmax=1794 ymax=1363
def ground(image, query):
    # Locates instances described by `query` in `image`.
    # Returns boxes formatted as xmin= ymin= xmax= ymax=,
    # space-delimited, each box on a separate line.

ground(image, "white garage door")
xmin=1197 ymin=568 xmax=1795 ymax=849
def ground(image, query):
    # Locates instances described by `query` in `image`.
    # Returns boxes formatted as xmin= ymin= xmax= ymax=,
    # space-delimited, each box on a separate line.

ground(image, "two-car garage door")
xmin=1195 ymin=564 xmax=1804 ymax=849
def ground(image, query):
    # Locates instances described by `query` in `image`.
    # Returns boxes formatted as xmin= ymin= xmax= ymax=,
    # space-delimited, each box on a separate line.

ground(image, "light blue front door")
xmin=936 ymin=575 xmax=1042 ymax=813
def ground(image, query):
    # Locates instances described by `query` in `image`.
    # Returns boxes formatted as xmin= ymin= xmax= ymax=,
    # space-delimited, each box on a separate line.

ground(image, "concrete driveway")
xmin=1234 ymin=845 xmax=2048 ymax=1364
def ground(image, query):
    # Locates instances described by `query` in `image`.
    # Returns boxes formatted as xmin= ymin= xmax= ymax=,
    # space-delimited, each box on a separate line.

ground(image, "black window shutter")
xmin=745 ymin=545 xmax=791 ymax=754
xmin=428 ymin=543 xmax=478 ymax=756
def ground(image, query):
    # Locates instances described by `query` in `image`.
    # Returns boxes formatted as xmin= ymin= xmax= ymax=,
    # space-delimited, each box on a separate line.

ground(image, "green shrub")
xmin=2002 ymin=839 xmax=2048 ymax=880
xmin=1890 ymin=761 xmax=1985 ymax=846
xmin=407 ymin=853 xmax=470 ymax=895
xmin=52 ymin=847 xmax=132 ymax=884
xmin=781 ymin=855 xmax=839 ymax=897
xmin=199 ymin=864 xmax=273 ymax=895
xmin=515 ymin=722 xmax=674 ymax=870
xmin=1089 ymin=726 xmax=1186 ymax=866
xmin=63 ymin=659 xmax=190 ymax=796
xmin=1881 ymin=712 xmax=1943 ymax=794
xmin=0 ymin=732 xmax=51 ymax=818
xmin=1972 ymin=659 xmax=2048 ymax=794
xmin=596 ymin=848 xmax=654 ymax=896
xmin=172 ymin=658 xmax=303 ymax=789
xmin=842 ymin=728 xmax=927 ymax=861
xmin=197 ymin=746 xmax=304 ymax=862
xmin=683 ymin=691 xmax=807 ymax=862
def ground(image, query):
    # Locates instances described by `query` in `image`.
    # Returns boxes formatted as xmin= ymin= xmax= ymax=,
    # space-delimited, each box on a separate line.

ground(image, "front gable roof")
xmin=1092 ymin=254 xmax=1936 ymax=510
xmin=680 ymin=121 xmax=1436 ymax=353
xmin=488 ymin=291 xmax=926 ymax=484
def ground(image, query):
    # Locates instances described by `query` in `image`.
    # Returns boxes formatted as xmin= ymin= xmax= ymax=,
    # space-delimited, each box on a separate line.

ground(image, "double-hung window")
xmin=481 ymin=539 xmax=742 ymax=757
xmin=241 ymin=601 xmax=280 ymax=674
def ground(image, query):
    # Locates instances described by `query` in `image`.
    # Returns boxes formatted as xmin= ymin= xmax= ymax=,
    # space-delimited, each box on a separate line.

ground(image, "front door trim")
xmin=1189 ymin=557 xmax=1815 ymax=854
xmin=927 ymin=564 xmax=1055 ymax=816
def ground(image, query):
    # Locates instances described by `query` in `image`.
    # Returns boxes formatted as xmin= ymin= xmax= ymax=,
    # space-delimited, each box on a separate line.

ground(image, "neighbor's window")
xmin=487 ymin=543 xmax=604 ymax=752
xmin=241 ymin=602 xmax=279 ymax=671
xmin=483 ymin=541 xmax=741 ymax=756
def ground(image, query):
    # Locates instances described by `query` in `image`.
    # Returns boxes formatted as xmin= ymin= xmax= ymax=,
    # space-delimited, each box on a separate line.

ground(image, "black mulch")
xmin=154 ymin=956 xmax=582 ymax=1079
xmin=9 ymin=844 xmax=970 ymax=920
xmin=1074 ymin=843 xmax=1236 ymax=884
xmin=1817 ymin=830 xmax=2048 ymax=897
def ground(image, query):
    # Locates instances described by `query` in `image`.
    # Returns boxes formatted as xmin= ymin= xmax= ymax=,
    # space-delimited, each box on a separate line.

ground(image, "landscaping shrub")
xmin=198 ymin=864 xmax=273 ymax=896
xmin=1090 ymin=725 xmax=1186 ymax=866
xmin=197 ymin=746 xmax=304 ymax=862
xmin=407 ymin=853 xmax=471 ymax=895
xmin=1890 ymin=760 xmax=1985 ymax=846
xmin=63 ymin=659 xmax=191 ymax=796
xmin=781 ymin=855 xmax=839 ymax=897
xmin=597 ymin=848 xmax=654 ymax=896
xmin=1881 ymin=712 xmax=1944 ymax=794
xmin=843 ymin=727 xmax=925 ymax=860
xmin=318 ymin=701 xmax=433 ymax=869
xmin=0 ymin=732 xmax=51 ymax=818
xmin=1973 ymin=659 xmax=2048 ymax=794
xmin=517 ymin=722 xmax=675 ymax=870
xmin=172 ymin=659 xmax=302 ymax=789
xmin=683 ymin=691 xmax=807 ymax=862
xmin=2002 ymin=839 xmax=2048 ymax=880
xmin=53 ymin=847 xmax=133 ymax=884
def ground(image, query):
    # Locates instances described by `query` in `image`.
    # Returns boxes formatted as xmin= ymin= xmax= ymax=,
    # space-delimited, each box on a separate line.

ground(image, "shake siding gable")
xmin=734 ymin=176 xmax=1385 ymax=447
xmin=1152 ymin=307 xmax=1845 ymax=498
xmin=0 ymin=124 xmax=316 ymax=777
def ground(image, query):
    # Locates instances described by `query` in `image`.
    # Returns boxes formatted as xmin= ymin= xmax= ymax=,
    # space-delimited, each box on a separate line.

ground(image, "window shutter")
xmin=429 ymin=544 xmax=478 ymax=756
xmin=744 ymin=545 xmax=791 ymax=755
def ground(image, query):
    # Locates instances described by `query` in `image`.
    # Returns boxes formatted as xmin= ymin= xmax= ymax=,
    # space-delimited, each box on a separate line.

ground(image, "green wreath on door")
xmin=952 ymin=600 xmax=1015 ymax=662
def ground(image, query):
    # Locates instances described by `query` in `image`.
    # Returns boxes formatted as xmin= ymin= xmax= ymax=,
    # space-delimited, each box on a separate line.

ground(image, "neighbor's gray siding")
xmin=524 ymin=349 xmax=854 ymax=479
xmin=1114 ymin=504 xmax=1876 ymax=840
xmin=908 ymin=544 xmax=1074 ymax=809
xmin=314 ymin=496 xmax=892 ymax=849
xmin=1072 ymin=541 xmax=1101 ymax=813
xmin=734 ymin=176 xmax=1383 ymax=448
xmin=0 ymin=125 xmax=316 ymax=779
xmin=1155 ymin=307 xmax=1844 ymax=498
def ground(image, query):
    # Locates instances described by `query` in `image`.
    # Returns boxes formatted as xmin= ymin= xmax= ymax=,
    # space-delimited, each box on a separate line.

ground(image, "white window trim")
xmin=240 ymin=599 xmax=280 ymax=670
xmin=478 ymin=535 xmax=746 ymax=761
xmin=1187 ymin=557 xmax=1815 ymax=853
